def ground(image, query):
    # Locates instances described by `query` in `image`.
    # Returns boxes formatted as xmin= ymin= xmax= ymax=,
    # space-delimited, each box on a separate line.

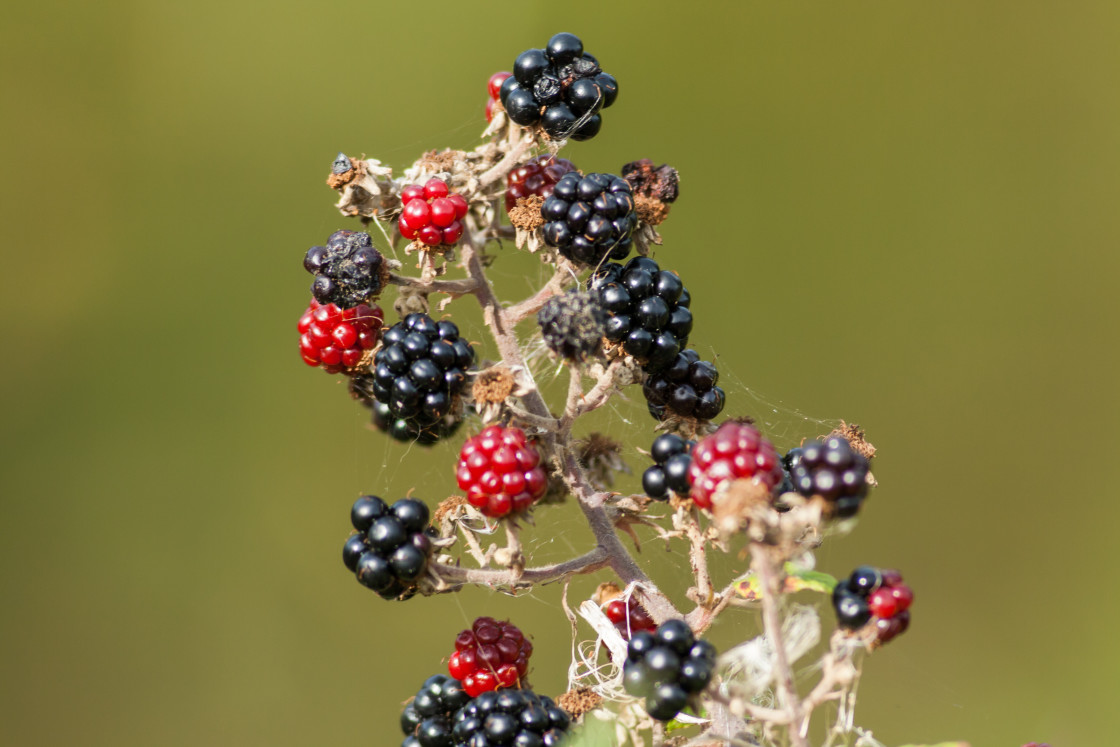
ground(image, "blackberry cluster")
xmin=642 ymin=349 xmax=725 ymax=422
xmin=687 ymin=421 xmax=782 ymax=509
xmin=832 ymin=566 xmax=914 ymax=645
xmin=371 ymin=313 xmax=475 ymax=440
xmin=536 ymin=291 xmax=606 ymax=362
xmin=343 ymin=495 xmax=432 ymax=600
xmin=450 ymin=689 xmax=570 ymax=747
xmin=785 ymin=436 xmax=870 ymax=518
xmin=623 ymin=620 xmax=716 ymax=722
xmin=304 ymin=230 xmax=385 ymax=309
xmin=499 ymin=32 xmax=618 ymax=141
xmin=541 ymin=172 xmax=636 ymax=266
xmin=641 ymin=433 xmax=694 ymax=500
xmin=400 ymin=674 xmax=473 ymax=747
xmin=448 ymin=617 xmax=533 ymax=696
xmin=591 ymin=257 xmax=693 ymax=371
xmin=505 ymin=155 xmax=578 ymax=212
xmin=348 ymin=374 xmax=461 ymax=445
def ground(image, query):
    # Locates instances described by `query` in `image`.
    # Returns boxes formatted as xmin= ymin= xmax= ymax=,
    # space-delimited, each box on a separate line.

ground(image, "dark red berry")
xmin=505 ymin=154 xmax=578 ymax=212
xmin=447 ymin=617 xmax=532 ymax=696
xmin=687 ymin=421 xmax=782 ymax=509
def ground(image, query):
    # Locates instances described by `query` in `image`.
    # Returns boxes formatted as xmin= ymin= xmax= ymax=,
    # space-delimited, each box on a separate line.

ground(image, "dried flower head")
xmin=537 ymin=291 xmax=607 ymax=362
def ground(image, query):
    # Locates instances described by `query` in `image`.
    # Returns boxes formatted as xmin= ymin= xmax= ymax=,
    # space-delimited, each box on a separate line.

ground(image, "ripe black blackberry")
xmin=642 ymin=349 xmax=725 ymax=422
xmin=371 ymin=313 xmax=475 ymax=440
xmin=304 ymin=230 xmax=386 ymax=309
xmin=832 ymin=566 xmax=914 ymax=644
xmin=591 ymin=257 xmax=693 ymax=371
xmin=449 ymin=688 xmax=570 ymax=747
xmin=399 ymin=674 xmax=473 ymax=747
xmin=343 ymin=495 xmax=434 ymax=600
xmin=536 ymin=291 xmax=606 ymax=362
xmin=787 ymin=436 xmax=870 ymax=517
xmin=540 ymin=172 xmax=636 ymax=266
xmin=623 ymin=620 xmax=716 ymax=722
xmin=499 ymin=32 xmax=618 ymax=141
xmin=641 ymin=433 xmax=694 ymax=500
xmin=351 ymin=374 xmax=463 ymax=445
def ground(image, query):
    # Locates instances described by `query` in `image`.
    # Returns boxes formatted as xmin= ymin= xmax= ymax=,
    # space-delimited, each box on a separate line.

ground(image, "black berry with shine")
xmin=343 ymin=495 xmax=434 ymax=600
xmin=591 ymin=257 xmax=693 ymax=372
xmin=643 ymin=349 xmax=725 ymax=422
xmin=541 ymin=172 xmax=636 ymax=266
xmin=500 ymin=33 xmax=618 ymax=141
xmin=450 ymin=688 xmax=570 ymax=747
xmin=788 ymin=436 xmax=871 ymax=517
xmin=371 ymin=313 xmax=474 ymax=443
xmin=399 ymin=674 xmax=472 ymax=747
xmin=642 ymin=433 xmax=694 ymax=500
xmin=623 ymin=620 xmax=715 ymax=722
xmin=304 ymin=230 xmax=385 ymax=309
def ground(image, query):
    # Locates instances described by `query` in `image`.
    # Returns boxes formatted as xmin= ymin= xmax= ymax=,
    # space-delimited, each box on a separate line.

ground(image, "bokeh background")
xmin=2 ymin=2 xmax=1117 ymax=745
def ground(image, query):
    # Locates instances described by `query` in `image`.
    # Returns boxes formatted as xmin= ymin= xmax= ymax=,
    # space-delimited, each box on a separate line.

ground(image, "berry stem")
xmin=558 ymin=357 xmax=626 ymax=433
xmin=503 ymin=261 xmax=577 ymax=324
xmin=389 ymin=273 xmax=481 ymax=296
xmin=681 ymin=507 xmax=714 ymax=611
xmin=477 ymin=129 xmax=537 ymax=191
xmin=751 ymin=541 xmax=809 ymax=747
xmin=431 ymin=546 xmax=609 ymax=589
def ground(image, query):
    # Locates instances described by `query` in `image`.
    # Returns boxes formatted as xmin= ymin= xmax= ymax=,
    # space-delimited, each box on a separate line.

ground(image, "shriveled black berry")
xmin=537 ymin=291 xmax=606 ymax=362
xmin=591 ymin=258 xmax=692 ymax=372
xmin=331 ymin=152 xmax=352 ymax=174
xmin=373 ymin=313 xmax=474 ymax=443
xmin=541 ymin=173 xmax=634 ymax=265
xmin=789 ymin=436 xmax=871 ymax=516
xmin=643 ymin=349 xmax=725 ymax=421
xmin=304 ymin=230 xmax=385 ymax=309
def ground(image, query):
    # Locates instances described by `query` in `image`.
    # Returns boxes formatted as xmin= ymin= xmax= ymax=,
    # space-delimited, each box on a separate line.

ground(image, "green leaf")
xmin=731 ymin=564 xmax=838 ymax=600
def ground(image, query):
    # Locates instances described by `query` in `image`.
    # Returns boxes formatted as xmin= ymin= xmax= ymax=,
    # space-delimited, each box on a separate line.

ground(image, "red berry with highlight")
xmin=298 ymin=298 xmax=382 ymax=373
xmin=488 ymin=71 xmax=512 ymax=100
xmin=447 ymin=617 xmax=532 ymax=695
xmin=687 ymin=421 xmax=783 ymax=509
xmin=456 ymin=425 xmax=548 ymax=518
xmin=604 ymin=595 xmax=657 ymax=639
xmin=398 ymin=178 xmax=466 ymax=247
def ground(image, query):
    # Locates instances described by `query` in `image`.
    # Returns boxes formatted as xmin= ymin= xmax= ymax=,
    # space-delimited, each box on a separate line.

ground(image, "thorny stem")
xmin=559 ymin=357 xmax=626 ymax=433
xmin=752 ymin=542 xmax=809 ymax=747
xmin=504 ymin=262 xmax=576 ymax=324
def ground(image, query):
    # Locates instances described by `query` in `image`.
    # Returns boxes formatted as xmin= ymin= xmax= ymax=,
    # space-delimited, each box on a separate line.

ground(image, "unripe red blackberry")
xmin=591 ymin=257 xmax=693 ymax=372
xmin=623 ymin=620 xmax=716 ymax=722
xmin=540 ymin=172 xmax=636 ymax=266
xmin=832 ymin=565 xmax=913 ymax=645
xmin=536 ymin=291 xmax=606 ymax=362
xmin=500 ymin=33 xmax=616 ymax=141
xmin=687 ymin=421 xmax=783 ymax=509
xmin=642 ymin=433 xmax=694 ymax=500
xmin=398 ymin=178 xmax=469 ymax=248
xmin=298 ymin=299 xmax=382 ymax=373
xmin=304 ymin=230 xmax=386 ymax=309
xmin=447 ymin=617 xmax=533 ymax=697
xmin=399 ymin=674 xmax=472 ymax=747
xmin=505 ymin=155 xmax=578 ymax=212
xmin=603 ymin=595 xmax=656 ymax=639
xmin=371 ymin=313 xmax=475 ymax=440
xmin=642 ymin=349 xmax=725 ymax=422
xmin=450 ymin=688 xmax=569 ymax=747
xmin=456 ymin=425 xmax=548 ymax=518
xmin=343 ymin=495 xmax=433 ymax=601
xmin=788 ymin=436 xmax=871 ymax=517
xmin=485 ymin=71 xmax=512 ymax=123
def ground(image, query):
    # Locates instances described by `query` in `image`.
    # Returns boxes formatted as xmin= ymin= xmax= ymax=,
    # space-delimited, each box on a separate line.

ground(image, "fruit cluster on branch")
xmin=292 ymin=31 xmax=920 ymax=747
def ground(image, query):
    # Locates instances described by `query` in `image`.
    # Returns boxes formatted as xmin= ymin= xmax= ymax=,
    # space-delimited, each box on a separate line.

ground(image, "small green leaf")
xmin=731 ymin=564 xmax=838 ymax=600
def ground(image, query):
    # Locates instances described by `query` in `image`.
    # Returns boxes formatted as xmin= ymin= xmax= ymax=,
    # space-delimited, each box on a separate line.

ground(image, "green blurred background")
xmin=2 ymin=1 xmax=1117 ymax=745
